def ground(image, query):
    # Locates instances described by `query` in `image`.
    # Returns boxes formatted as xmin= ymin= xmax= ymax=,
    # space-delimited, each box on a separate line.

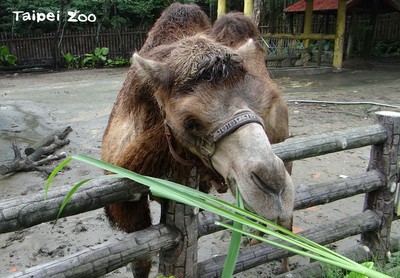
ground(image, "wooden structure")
xmin=284 ymin=0 xmax=400 ymax=69
xmin=1 ymin=112 xmax=400 ymax=277
xmin=217 ymin=0 xmax=254 ymax=18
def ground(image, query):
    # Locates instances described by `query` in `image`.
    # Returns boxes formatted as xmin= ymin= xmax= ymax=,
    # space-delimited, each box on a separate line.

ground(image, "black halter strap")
xmin=165 ymin=110 xmax=264 ymax=167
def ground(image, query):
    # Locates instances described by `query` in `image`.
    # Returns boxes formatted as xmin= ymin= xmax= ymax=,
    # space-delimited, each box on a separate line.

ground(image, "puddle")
xmin=0 ymin=103 xmax=50 ymax=163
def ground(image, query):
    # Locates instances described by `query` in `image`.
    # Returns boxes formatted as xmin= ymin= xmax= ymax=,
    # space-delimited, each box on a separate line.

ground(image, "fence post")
xmin=362 ymin=111 xmax=400 ymax=262
xmin=158 ymin=172 xmax=199 ymax=278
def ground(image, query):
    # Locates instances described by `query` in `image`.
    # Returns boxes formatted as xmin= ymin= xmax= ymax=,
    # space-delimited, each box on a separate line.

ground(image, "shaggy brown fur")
xmin=102 ymin=3 xmax=290 ymax=277
xmin=210 ymin=12 xmax=260 ymax=48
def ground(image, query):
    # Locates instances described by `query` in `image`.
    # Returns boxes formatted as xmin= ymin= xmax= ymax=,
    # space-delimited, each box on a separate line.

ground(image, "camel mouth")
xmin=225 ymin=170 xmax=293 ymax=222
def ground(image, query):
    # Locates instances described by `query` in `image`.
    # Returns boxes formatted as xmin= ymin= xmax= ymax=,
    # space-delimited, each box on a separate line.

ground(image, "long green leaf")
xmin=54 ymin=178 xmax=92 ymax=224
xmin=222 ymin=187 xmax=245 ymax=278
xmin=45 ymin=157 xmax=73 ymax=199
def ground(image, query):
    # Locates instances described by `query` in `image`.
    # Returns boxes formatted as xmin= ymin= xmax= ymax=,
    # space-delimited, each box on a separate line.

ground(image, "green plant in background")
xmin=62 ymin=52 xmax=81 ymax=69
xmin=105 ymin=56 xmax=131 ymax=68
xmin=46 ymin=154 xmax=393 ymax=278
xmin=62 ymin=50 xmax=130 ymax=69
xmin=372 ymin=41 xmax=400 ymax=57
xmin=309 ymin=40 xmax=334 ymax=53
xmin=0 ymin=45 xmax=17 ymax=66
xmin=81 ymin=47 xmax=112 ymax=68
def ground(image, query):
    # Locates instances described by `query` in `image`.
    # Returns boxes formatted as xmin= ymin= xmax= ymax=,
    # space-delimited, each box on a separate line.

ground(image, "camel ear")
xmin=132 ymin=53 xmax=171 ymax=88
xmin=236 ymin=39 xmax=262 ymax=59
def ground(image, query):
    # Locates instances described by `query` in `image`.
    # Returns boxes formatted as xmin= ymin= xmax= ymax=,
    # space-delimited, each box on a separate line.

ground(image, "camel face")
xmin=133 ymin=36 xmax=294 ymax=221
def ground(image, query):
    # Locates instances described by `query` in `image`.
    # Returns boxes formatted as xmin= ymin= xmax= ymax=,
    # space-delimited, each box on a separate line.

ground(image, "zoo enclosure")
xmin=1 ymin=111 xmax=400 ymax=277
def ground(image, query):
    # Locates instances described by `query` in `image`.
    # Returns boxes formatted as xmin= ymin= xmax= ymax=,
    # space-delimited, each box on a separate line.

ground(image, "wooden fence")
xmin=1 ymin=111 xmax=400 ymax=277
xmin=0 ymin=27 xmax=147 ymax=67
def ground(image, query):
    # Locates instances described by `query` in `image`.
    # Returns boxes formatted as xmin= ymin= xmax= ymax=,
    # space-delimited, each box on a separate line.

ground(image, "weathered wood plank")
xmin=294 ymin=170 xmax=384 ymax=210
xmin=0 ymin=178 xmax=149 ymax=233
xmin=362 ymin=111 xmax=400 ymax=263
xmin=197 ymin=210 xmax=381 ymax=277
xmin=7 ymin=224 xmax=180 ymax=278
xmin=272 ymin=124 xmax=387 ymax=162
xmin=158 ymin=174 xmax=200 ymax=278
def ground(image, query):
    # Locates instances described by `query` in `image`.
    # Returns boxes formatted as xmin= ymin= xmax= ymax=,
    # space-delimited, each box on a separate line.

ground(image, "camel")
xmin=102 ymin=3 xmax=294 ymax=277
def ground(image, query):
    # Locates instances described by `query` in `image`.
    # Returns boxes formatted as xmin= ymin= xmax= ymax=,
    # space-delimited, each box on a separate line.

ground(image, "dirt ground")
xmin=0 ymin=63 xmax=399 ymax=277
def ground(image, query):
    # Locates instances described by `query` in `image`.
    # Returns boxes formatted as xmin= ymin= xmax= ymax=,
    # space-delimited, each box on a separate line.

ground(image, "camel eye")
xmin=183 ymin=117 xmax=200 ymax=133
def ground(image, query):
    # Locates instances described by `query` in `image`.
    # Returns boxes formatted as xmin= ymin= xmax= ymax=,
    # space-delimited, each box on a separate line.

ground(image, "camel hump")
xmin=140 ymin=3 xmax=211 ymax=54
xmin=210 ymin=12 xmax=260 ymax=48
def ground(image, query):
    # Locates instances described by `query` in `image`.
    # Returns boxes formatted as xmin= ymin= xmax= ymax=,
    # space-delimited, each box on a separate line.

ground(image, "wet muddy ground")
xmin=0 ymin=64 xmax=399 ymax=277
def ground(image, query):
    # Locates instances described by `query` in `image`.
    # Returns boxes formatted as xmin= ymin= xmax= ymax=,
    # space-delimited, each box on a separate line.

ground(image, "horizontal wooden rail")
xmin=198 ymin=210 xmax=382 ymax=277
xmin=262 ymin=33 xmax=337 ymax=40
xmin=0 ymin=178 xmax=149 ymax=233
xmin=294 ymin=170 xmax=384 ymax=210
xmin=273 ymin=124 xmax=387 ymax=161
xmin=1 ymin=169 xmax=384 ymax=235
xmin=6 ymin=224 xmax=180 ymax=278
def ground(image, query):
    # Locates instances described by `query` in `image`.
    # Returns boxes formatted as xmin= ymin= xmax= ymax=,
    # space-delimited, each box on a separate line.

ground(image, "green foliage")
xmin=372 ymin=40 xmax=400 ymax=57
xmin=1 ymin=0 xmax=197 ymax=34
xmin=81 ymin=47 xmax=111 ymax=68
xmin=62 ymin=48 xmax=130 ymax=69
xmin=323 ymin=264 xmax=346 ymax=278
xmin=62 ymin=52 xmax=80 ymax=69
xmin=344 ymin=262 xmax=374 ymax=278
xmin=310 ymin=40 xmax=334 ymax=52
xmin=1 ymin=0 xmax=63 ymax=34
xmin=105 ymin=56 xmax=131 ymax=68
xmin=0 ymin=45 xmax=17 ymax=66
xmin=323 ymin=261 xmax=377 ymax=278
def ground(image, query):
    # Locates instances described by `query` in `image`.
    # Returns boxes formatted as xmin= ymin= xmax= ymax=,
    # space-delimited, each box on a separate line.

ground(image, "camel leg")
xmin=248 ymin=217 xmax=292 ymax=273
xmin=277 ymin=216 xmax=293 ymax=273
xmin=105 ymin=196 xmax=152 ymax=278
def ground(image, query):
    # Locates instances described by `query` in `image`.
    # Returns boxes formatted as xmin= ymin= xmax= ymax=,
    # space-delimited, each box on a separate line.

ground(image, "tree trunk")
xmin=252 ymin=0 xmax=263 ymax=27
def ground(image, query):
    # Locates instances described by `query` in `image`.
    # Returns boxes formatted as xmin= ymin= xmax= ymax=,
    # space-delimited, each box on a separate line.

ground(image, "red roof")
xmin=284 ymin=0 xmax=339 ymax=13
xmin=284 ymin=0 xmax=400 ymax=13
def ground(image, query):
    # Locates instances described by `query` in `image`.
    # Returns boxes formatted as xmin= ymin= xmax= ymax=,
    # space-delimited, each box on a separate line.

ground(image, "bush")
xmin=62 ymin=48 xmax=131 ymax=69
xmin=372 ymin=40 xmax=400 ymax=57
xmin=81 ymin=47 xmax=112 ymax=68
xmin=0 ymin=45 xmax=17 ymax=66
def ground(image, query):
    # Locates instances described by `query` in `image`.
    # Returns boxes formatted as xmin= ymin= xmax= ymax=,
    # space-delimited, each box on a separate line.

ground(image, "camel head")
xmin=132 ymin=35 xmax=294 ymax=222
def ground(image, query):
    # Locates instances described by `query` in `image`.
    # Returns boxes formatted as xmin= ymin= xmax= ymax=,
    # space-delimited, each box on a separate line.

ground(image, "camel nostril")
xmin=251 ymin=171 xmax=279 ymax=195
xmin=251 ymin=171 xmax=284 ymax=212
